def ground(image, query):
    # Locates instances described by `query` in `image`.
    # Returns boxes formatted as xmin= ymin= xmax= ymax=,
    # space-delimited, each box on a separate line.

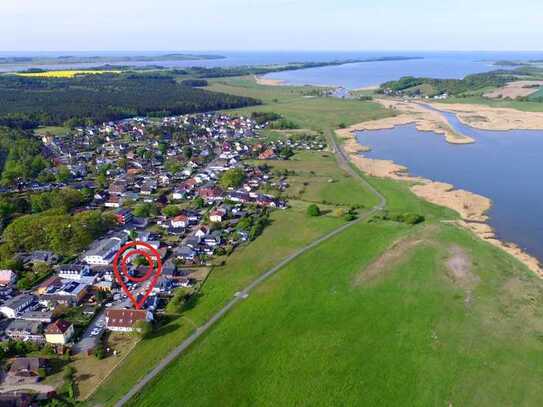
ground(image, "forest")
xmin=0 ymin=126 xmax=50 ymax=184
xmin=0 ymin=73 xmax=261 ymax=128
xmin=379 ymin=70 xmax=519 ymax=96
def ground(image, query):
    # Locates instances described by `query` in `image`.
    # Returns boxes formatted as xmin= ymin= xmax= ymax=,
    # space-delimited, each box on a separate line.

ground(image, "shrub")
xmin=307 ymin=204 xmax=321 ymax=217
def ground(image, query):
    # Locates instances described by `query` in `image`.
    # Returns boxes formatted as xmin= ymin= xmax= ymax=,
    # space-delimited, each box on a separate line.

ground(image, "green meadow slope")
xmin=94 ymin=76 xmax=543 ymax=406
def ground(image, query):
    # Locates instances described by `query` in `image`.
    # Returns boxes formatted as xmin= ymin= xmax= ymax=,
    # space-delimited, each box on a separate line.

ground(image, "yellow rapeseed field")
xmin=15 ymin=70 xmax=121 ymax=78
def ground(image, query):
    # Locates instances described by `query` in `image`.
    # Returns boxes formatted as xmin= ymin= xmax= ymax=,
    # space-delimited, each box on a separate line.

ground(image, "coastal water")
xmin=3 ymin=51 xmax=543 ymax=89
xmin=356 ymin=113 xmax=543 ymax=262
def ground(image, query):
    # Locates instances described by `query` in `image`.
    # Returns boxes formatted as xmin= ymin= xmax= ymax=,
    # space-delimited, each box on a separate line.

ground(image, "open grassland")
xmin=89 ymin=204 xmax=345 ymax=405
xmin=89 ymin=77 xmax=395 ymax=405
xmin=95 ymin=76 xmax=541 ymax=406
xmin=208 ymin=76 xmax=393 ymax=130
xmin=251 ymin=150 xmax=380 ymax=208
xmin=34 ymin=125 xmax=69 ymax=137
xmin=14 ymin=70 xmax=120 ymax=78
xmin=438 ymin=96 xmax=543 ymax=112
xmin=128 ymin=219 xmax=543 ymax=407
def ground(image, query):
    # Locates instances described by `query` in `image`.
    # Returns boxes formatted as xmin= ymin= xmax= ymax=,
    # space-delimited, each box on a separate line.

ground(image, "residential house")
xmin=6 ymin=357 xmax=48 ymax=385
xmin=114 ymin=208 xmax=133 ymax=225
xmin=57 ymin=264 xmax=91 ymax=281
xmin=5 ymin=320 xmax=44 ymax=343
xmin=171 ymin=214 xmax=189 ymax=228
xmin=83 ymin=236 xmax=125 ymax=265
xmin=0 ymin=269 xmax=16 ymax=286
xmin=105 ymin=308 xmax=152 ymax=332
xmin=209 ymin=208 xmax=227 ymax=223
xmin=0 ymin=294 xmax=35 ymax=318
xmin=41 ymin=281 xmax=88 ymax=306
xmin=44 ymin=319 xmax=74 ymax=345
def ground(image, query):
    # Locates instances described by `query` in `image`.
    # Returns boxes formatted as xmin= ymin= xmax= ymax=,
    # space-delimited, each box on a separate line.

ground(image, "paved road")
xmin=114 ymin=131 xmax=386 ymax=406
xmin=0 ymin=383 xmax=56 ymax=395
xmin=73 ymin=310 xmax=106 ymax=354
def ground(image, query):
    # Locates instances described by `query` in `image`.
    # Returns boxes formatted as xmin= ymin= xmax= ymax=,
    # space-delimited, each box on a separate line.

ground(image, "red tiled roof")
xmin=106 ymin=309 xmax=147 ymax=328
xmin=45 ymin=319 xmax=72 ymax=334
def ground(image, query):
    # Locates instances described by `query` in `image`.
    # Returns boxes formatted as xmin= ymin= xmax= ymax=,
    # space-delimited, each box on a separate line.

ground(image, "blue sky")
xmin=2 ymin=0 xmax=542 ymax=51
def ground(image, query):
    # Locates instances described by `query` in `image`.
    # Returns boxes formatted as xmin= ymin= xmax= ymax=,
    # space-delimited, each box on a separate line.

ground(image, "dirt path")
xmin=354 ymin=225 xmax=436 ymax=286
xmin=445 ymin=245 xmax=478 ymax=306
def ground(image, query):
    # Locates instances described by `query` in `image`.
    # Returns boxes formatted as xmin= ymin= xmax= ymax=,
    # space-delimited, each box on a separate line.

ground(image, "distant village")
xmin=0 ymin=112 xmax=326 ymax=402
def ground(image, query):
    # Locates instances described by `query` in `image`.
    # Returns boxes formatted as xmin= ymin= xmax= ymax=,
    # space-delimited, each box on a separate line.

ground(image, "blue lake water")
xmin=356 ymin=112 xmax=543 ymax=261
xmin=264 ymin=51 xmax=543 ymax=88
xmin=3 ymin=51 xmax=543 ymax=88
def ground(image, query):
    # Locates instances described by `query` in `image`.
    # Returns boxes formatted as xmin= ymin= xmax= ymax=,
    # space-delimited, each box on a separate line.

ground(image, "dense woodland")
xmin=379 ymin=70 xmax=519 ymax=96
xmin=0 ymin=126 xmax=49 ymax=184
xmin=0 ymin=73 xmax=260 ymax=128
xmin=185 ymin=56 xmax=422 ymax=79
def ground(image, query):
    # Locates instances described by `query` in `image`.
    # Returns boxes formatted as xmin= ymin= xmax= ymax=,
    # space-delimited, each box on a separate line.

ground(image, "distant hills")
xmin=0 ymin=53 xmax=225 ymax=66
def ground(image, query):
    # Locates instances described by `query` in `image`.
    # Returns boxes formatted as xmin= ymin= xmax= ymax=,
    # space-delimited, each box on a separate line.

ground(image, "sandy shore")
xmin=254 ymin=75 xmax=285 ymax=86
xmin=378 ymin=99 xmax=475 ymax=144
xmin=430 ymin=102 xmax=543 ymax=131
xmin=335 ymin=105 xmax=543 ymax=275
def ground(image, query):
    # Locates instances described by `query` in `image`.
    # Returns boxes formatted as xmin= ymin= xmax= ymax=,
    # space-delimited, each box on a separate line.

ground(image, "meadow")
xmin=94 ymin=76 xmax=543 ymax=406
xmin=128 ymin=217 xmax=543 ymax=407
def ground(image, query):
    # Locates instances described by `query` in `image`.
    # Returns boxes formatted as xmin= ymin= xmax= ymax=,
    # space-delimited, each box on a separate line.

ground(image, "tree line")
xmin=0 ymin=73 xmax=261 ymax=129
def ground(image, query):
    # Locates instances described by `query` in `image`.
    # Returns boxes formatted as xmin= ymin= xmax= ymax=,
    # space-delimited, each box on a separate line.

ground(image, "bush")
xmin=377 ymin=211 xmax=425 ymax=225
xmin=133 ymin=320 xmax=153 ymax=339
xmin=307 ymin=204 xmax=321 ymax=217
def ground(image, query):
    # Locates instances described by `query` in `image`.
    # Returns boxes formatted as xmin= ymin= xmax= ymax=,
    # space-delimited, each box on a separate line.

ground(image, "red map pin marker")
xmin=113 ymin=241 xmax=163 ymax=310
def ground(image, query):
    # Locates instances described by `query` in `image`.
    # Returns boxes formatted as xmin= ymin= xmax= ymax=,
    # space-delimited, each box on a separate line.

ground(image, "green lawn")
xmin=208 ymin=76 xmax=394 ymax=131
xmin=34 ymin=125 xmax=69 ymax=137
xmin=93 ymin=76 xmax=543 ymax=406
xmin=530 ymin=86 xmax=543 ymax=99
xmin=439 ymin=96 xmax=543 ymax=112
xmin=252 ymin=150 xmax=380 ymax=208
xmin=88 ymin=194 xmax=346 ymax=405
xmin=128 ymin=218 xmax=543 ymax=407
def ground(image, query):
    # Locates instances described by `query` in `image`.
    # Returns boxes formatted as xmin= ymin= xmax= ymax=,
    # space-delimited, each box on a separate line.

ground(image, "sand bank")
xmin=430 ymin=102 xmax=543 ymax=131
xmin=335 ymin=111 xmax=542 ymax=275
xmin=254 ymin=75 xmax=285 ymax=86
xmin=378 ymin=99 xmax=475 ymax=144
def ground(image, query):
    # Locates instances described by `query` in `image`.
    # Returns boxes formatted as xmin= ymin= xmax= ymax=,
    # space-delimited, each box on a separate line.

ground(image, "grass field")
xmin=34 ymin=125 xmax=69 ymax=137
xmin=439 ymin=95 xmax=543 ymax=112
xmin=94 ymin=76 xmax=543 ymax=406
xmin=14 ymin=70 xmax=120 ymax=78
xmin=128 ymin=219 xmax=543 ymax=407
xmin=88 ymin=204 xmax=346 ymax=405
xmin=251 ymin=150 xmax=380 ymax=208
xmin=530 ymin=86 xmax=543 ymax=99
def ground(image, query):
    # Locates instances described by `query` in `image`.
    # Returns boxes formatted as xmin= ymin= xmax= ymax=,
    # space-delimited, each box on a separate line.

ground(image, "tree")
xmin=63 ymin=365 xmax=75 ymax=381
xmin=132 ymin=320 xmax=153 ymax=339
xmin=56 ymin=165 xmax=71 ymax=183
xmin=94 ymin=342 xmax=105 ymax=359
xmin=183 ymin=146 xmax=193 ymax=160
xmin=219 ymin=168 xmax=245 ymax=189
xmin=162 ymin=205 xmax=181 ymax=217
xmin=133 ymin=203 xmax=157 ymax=218
xmin=193 ymin=197 xmax=205 ymax=209
xmin=307 ymin=204 xmax=321 ymax=217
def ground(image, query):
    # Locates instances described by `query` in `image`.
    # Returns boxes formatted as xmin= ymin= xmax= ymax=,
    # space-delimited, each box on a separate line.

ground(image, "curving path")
xmin=114 ymin=131 xmax=386 ymax=406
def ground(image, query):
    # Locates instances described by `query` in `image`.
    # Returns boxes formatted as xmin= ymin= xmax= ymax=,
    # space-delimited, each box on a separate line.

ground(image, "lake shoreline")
xmin=336 ymin=102 xmax=543 ymax=276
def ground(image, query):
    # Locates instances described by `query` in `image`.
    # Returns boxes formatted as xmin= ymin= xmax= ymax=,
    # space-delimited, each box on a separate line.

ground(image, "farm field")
xmin=14 ymin=69 xmax=120 ymax=78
